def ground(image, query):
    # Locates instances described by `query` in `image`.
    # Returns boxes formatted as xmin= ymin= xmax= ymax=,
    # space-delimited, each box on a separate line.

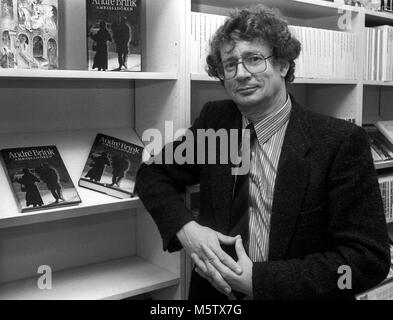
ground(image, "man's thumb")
xmin=235 ymin=237 xmax=246 ymax=259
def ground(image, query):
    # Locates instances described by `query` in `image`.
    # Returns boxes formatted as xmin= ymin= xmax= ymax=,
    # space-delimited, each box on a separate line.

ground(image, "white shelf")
xmin=364 ymin=80 xmax=393 ymax=86
xmin=191 ymin=73 xmax=219 ymax=82
xmin=191 ymin=73 xmax=358 ymax=85
xmin=0 ymin=256 xmax=179 ymax=300
xmin=375 ymin=160 xmax=393 ymax=170
xmin=0 ymin=69 xmax=177 ymax=81
xmin=364 ymin=8 xmax=393 ymax=24
xmin=193 ymin=0 xmax=358 ymax=19
xmin=0 ymin=128 xmax=145 ymax=229
xmin=294 ymin=78 xmax=358 ymax=85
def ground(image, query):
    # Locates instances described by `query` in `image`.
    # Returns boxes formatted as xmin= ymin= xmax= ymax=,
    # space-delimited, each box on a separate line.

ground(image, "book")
xmin=0 ymin=145 xmax=81 ymax=213
xmin=79 ymin=133 xmax=144 ymax=199
xmin=387 ymin=222 xmax=393 ymax=245
xmin=376 ymin=121 xmax=393 ymax=147
xmin=364 ymin=124 xmax=393 ymax=162
xmin=0 ymin=0 xmax=59 ymax=70
xmin=86 ymin=0 xmax=141 ymax=72
xmin=378 ymin=173 xmax=393 ymax=222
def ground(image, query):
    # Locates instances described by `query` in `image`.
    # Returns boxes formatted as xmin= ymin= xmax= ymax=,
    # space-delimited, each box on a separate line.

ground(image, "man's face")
xmin=220 ymin=39 xmax=287 ymax=115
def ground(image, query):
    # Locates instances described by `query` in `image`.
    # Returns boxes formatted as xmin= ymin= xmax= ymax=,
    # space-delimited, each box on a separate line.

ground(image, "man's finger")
xmin=204 ymin=259 xmax=232 ymax=296
xmin=196 ymin=268 xmax=231 ymax=297
xmin=235 ymin=237 xmax=247 ymax=261
xmin=201 ymin=243 xmax=233 ymax=277
xmin=206 ymin=243 xmax=243 ymax=275
xmin=191 ymin=253 xmax=207 ymax=274
xmin=217 ymin=232 xmax=238 ymax=245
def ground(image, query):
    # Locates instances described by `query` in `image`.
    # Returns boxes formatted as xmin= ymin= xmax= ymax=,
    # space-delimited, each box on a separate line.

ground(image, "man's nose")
xmin=235 ymin=62 xmax=251 ymax=79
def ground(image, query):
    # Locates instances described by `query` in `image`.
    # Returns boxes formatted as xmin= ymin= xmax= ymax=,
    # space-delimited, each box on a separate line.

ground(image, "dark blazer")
xmin=135 ymin=98 xmax=391 ymax=300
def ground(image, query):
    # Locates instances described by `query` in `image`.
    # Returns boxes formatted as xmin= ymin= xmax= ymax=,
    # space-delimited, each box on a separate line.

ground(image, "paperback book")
xmin=86 ymin=0 xmax=141 ymax=72
xmin=79 ymin=133 xmax=144 ymax=199
xmin=0 ymin=145 xmax=81 ymax=213
xmin=0 ymin=0 xmax=59 ymax=69
xmin=363 ymin=124 xmax=393 ymax=162
xmin=376 ymin=121 xmax=393 ymax=146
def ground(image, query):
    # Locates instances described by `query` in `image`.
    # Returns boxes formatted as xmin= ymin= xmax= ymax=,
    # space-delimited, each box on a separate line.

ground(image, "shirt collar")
xmin=243 ymin=95 xmax=292 ymax=146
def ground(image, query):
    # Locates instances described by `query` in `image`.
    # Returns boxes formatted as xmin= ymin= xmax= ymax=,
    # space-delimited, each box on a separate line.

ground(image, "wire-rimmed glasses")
xmin=216 ymin=53 xmax=273 ymax=81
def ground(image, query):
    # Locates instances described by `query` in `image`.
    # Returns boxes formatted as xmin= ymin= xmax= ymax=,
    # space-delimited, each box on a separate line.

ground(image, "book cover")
xmin=79 ymin=133 xmax=143 ymax=199
xmin=0 ymin=145 xmax=81 ymax=213
xmin=86 ymin=0 xmax=141 ymax=72
xmin=0 ymin=0 xmax=58 ymax=70
xmin=376 ymin=121 xmax=393 ymax=147
xmin=364 ymin=124 xmax=393 ymax=161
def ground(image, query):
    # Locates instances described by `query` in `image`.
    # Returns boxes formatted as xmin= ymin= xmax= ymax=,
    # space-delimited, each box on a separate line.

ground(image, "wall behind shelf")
xmin=0 ymin=209 xmax=136 ymax=284
xmin=0 ymin=79 xmax=135 ymax=134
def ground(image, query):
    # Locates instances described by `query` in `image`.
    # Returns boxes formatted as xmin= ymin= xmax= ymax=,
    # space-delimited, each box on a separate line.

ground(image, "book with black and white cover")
xmin=0 ymin=145 xmax=81 ymax=213
xmin=0 ymin=0 xmax=59 ymax=70
xmin=378 ymin=173 xmax=393 ymax=222
xmin=86 ymin=0 xmax=141 ymax=72
xmin=363 ymin=124 xmax=393 ymax=162
xmin=376 ymin=121 xmax=393 ymax=147
xmin=79 ymin=133 xmax=143 ymax=199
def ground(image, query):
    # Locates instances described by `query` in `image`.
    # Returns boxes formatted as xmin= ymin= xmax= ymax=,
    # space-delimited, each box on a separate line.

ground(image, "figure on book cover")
xmin=112 ymin=15 xmax=131 ymax=71
xmin=89 ymin=20 xmax=112 ymax=71
xmin=109 ymin=154 xmax=129 ymax=187
xmin=13 ymin=167 xmax=43 ymax=208
xmin=85 ymin=151 xmax=110 ymax=182
xmin=36 ymin=162 xmax=63 ymax=203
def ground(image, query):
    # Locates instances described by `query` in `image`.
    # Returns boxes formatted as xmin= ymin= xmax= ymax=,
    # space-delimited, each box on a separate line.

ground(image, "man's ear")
xmin=280 ymin=61 xmax=290 ymax=78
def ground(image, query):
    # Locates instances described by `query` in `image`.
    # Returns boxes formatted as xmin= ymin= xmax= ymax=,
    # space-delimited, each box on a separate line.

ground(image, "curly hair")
xmin=206 ymin=5 xmax=301 ymax=85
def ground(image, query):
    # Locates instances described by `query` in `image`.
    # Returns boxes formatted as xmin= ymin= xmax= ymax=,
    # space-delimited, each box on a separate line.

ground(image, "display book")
xmin=0 ymin=0 xmax=58 ymax=70
xmin=78 ymin=133 xmax=144 ymax=199
xmin=0 ymin=145 xmax=81 ymax=213
xmin=363 ymin=121 xmax=393 ymax=163
xmin=86 ymin=0 xmax=141 ymax=72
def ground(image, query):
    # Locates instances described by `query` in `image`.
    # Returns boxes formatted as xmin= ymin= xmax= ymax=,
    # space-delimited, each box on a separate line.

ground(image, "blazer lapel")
xmin=268 ymin=105 xmax=311 ymax=261
xmin=211 ymin=103 xmax=242 ymax=234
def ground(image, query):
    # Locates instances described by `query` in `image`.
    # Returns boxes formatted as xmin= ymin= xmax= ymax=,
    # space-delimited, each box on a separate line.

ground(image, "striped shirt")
xmin=243 ymin=96 xmax=292 ymax=262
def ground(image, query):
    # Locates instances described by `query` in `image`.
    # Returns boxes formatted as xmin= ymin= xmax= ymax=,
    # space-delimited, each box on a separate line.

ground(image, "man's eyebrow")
xmin=222 ymin=51 xmax=266 ymax=62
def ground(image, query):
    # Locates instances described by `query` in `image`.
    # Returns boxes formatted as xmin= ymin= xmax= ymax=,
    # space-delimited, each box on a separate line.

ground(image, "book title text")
xmin=100 ymin=137 xmax=141 ymax=154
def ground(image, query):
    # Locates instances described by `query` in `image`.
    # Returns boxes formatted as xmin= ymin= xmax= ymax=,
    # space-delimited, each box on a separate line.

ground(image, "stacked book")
xmin=289 ymin=26 xmax=357 ymax=80
xmin=364 ymin=121 xmax=393 ymax=223
xmin=381 ymin=0 xmax=393 ymax=12
xmin=190 ymin=12 xmax=358 ymax=80
xmin=364 ymin=26 xmax=393 ymax=81
xmin=378 ymin=174 xmax=393 ymax=222
xmin=190 ymin=12 xmax=227 ymax=74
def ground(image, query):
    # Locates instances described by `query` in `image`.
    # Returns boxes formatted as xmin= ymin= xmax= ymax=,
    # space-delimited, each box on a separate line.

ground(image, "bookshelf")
xmin=0 ymin=69 xmax=177 ymax=80
xmin=185 ymin=0 xmax=393 ymax=300
xmin=0 ymin=256 xmax=179 ymax=300
xmin=2 ymin=0 xmax=393 ymax=300
xmin=0 ymin=0 xmax=186 ymax=300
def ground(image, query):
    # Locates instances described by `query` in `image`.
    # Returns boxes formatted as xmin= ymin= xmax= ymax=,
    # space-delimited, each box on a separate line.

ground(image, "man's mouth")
xmin=237 ymin=86 xmax=258 ymax=94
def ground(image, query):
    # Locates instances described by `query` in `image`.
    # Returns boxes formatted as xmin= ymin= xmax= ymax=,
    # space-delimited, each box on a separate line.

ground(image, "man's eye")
xmin=247 ymin=55 xmax=264 ymax=64
xmin=223 ymin=61 xmax=237 ymax=70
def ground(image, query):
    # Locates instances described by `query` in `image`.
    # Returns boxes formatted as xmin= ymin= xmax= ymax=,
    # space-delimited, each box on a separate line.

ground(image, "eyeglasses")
xmin=216 ymin=53 xmax=273 ymax=81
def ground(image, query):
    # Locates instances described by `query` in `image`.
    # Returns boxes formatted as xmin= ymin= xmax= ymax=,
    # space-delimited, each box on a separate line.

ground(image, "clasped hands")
xmin=176 ymin=221 xmax=253 ymax=298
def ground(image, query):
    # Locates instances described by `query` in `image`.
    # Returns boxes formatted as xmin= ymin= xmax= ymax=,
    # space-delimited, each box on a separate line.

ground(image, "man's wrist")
xmin=176 ymin=220 xmax=198 ymax=241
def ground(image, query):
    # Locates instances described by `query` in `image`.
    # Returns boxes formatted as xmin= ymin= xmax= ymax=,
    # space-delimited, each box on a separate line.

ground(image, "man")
xmin=113 ymin=15 xmax=131 ymax=70
xmin=135 ymin=5 xmax=390 ymax=299
xmin=37 ymin=162 xmax=63 ymax=203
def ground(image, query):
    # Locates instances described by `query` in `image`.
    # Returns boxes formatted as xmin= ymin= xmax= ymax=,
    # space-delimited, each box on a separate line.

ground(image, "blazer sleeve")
xmin=252 ymin=125 xmax=391 ymax=299
xmin=135 ymin=102 xmax=211 ymax=252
